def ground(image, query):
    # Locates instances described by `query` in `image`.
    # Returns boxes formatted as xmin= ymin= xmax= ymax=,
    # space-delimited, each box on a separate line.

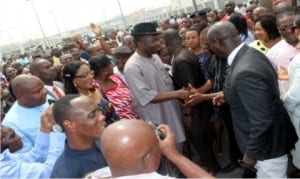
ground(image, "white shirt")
xmin=86 ymin=167 xmax=175 ymax=179
xmin=227 ymin=43 xmax=245 ymax=66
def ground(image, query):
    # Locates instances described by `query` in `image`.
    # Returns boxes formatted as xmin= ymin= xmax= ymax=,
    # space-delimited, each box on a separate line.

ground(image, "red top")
xmin=102 ymin=74 xmax=138 ymax=119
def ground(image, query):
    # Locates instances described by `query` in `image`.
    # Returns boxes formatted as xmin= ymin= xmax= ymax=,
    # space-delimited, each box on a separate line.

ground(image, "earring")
xmin=74 ymin=83 xmax=77 ymax=87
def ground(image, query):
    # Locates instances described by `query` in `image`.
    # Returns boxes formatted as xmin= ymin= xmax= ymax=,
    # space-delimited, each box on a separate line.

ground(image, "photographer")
xmin=87 ymin=120 xmax=214 ymax=178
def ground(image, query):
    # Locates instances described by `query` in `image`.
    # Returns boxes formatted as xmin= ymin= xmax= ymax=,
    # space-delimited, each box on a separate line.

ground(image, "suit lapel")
xmin=223 ymin=45 xmax=248 ymax=99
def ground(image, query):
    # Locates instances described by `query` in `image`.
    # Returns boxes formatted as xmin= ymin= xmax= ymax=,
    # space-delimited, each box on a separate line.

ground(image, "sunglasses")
xmin=74 ymin=71 xmax=94 ymax=78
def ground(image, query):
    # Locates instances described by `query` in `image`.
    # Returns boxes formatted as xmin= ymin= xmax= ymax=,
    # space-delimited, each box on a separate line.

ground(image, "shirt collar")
xmin=227 ymin=43 xmax=245 ymax=66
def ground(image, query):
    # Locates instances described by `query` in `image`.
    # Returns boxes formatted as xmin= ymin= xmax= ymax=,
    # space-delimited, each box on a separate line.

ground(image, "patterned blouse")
xmin=102 ymin=74 xmax=138 ymax=119
xmin=92 ymin=80 xmax=119 ymax=125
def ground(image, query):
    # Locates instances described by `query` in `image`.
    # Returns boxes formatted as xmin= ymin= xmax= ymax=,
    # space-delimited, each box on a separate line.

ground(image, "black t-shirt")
xmin=50 ymin=142 xmax=107 ymax=178
xmin=172 ymin=48 xmax=206 ymax=90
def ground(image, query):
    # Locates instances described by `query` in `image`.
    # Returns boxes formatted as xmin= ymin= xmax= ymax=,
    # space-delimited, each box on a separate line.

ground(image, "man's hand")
xmin=90 ymin=23 xmax=103 ymax=37
xmin=157 ymin=124 xmax=215 ymax=178
xmin=187 ymin=83 xmax=198 ymax=94
xmin=184 ymin=93 xmax=205 ymax=107
xmin=212 ymin=91 xmax=225 ymax=106
xmin=242 ymin=154 xmax=257 ymax=168
xmin=40 ymin=105 xmax=56 ymax=133
xmin=157 ymin=124 xmax=179 ymax=158
xmin=176 ymin=88 xmax=190 ymax=101
xmin=277 ymin=66 xmax=288 ymax=80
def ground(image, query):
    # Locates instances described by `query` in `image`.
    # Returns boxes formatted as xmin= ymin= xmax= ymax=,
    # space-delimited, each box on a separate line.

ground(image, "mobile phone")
xmin=148 ymin=122 xmax=166 ymax=140
xmin=48 ymin=99 xmax=56 ymax=105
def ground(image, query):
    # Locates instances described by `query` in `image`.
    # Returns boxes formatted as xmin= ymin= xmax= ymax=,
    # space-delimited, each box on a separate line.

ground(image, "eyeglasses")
xmin=74 ymin=71 xmax=94 ymax=78
xmin=278 ymin=24 xmax=297 ymax=32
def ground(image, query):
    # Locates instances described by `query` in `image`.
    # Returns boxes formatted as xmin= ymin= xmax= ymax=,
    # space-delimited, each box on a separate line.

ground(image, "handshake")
xmin=176 ymin=83 xmax=226 ymax=108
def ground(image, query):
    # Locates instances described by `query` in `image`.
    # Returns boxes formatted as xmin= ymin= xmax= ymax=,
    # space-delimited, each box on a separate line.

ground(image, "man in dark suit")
xmin=207 ymin=21 xmax=297 ymax=178
xmin=163 ymin=29 xmax=219 ymax=174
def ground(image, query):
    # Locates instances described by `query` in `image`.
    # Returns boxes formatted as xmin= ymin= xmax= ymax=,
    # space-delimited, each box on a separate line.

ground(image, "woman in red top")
xmin=89 ymin=56 xmax=138 ymax=119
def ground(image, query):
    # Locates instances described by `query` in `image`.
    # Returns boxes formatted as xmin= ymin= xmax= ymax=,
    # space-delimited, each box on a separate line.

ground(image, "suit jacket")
xmin=224 ymin=45 xmax=297 ymax=160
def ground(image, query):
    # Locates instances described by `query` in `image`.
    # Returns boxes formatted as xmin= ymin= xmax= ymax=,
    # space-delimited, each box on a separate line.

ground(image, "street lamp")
xmin=99 ymin=0 xmax=109 ymax=28
xmin=213 ymin=0 xmax=220 ymax=9
xmin=49 ymin=11 xmax=63 ymax=39
xmin=192 ymin=0 xmax=198 ymax=11
xmin=26 ymin=0 xmax=47 ymax=49
xmin=117 ymin=0 xmax=127 ymax=28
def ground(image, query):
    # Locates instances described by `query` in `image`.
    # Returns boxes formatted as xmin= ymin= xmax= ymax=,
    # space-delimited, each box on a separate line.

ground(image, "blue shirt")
xmin=0 ymin=131 xmax=65 ymax=178
xmin=51 ymin=141 xmax=107 ymax=178
xmin=2 ymin=101 xmax=49 ymax=153
xmin=197 ymin=52 xmax=209 ymax=79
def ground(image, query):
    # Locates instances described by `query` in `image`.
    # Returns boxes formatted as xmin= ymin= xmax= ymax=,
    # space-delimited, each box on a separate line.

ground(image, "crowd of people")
xmin=1 ymin=0 xmax=300 ymax=178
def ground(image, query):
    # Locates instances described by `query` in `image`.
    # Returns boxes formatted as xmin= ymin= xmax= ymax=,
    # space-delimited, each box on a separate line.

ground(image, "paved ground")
xmin=214 ymin=126 xmax=298 ymax=178
xmin=179 ymin=122 xmax=298 ymax=178
xmin=215 ymin=126 xmax=244 ymax=178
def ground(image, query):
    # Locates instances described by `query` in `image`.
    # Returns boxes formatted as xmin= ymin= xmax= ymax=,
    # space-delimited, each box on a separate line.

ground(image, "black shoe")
xmin=288 ymin=169 xmax=300 ymax=178
xmin=218 ymin=162 xmax=240 ymax=174
xmin=242 ymin=168 xmax=256 ymax=178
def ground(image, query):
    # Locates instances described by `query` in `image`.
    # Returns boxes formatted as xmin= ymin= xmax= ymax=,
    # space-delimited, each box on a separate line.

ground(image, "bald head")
xmin=30 ymin=58 xmax=48 ymax=72
xmin=253 ymin=6 xmax=267 ymax=22
xmin=274 ymin=2 xmax=293 ymax=15
xmin=163 ymin=29 xmax=181 ymax=44
xmin=163 ymin=29 xmax=182 ymax=54
xmin=208 ymin=21 xmax=241 ymax=58
xmin=208 ymin=21 xmax=238 ymax=40
xmin=30 ymin=58 xmax=56 ymax=85
xmin=101 ymin=120 xmax=161 ymax=177
xmin=11 ymin=74 xmax=46 ymax=107
xmin=11 ymin=74 xmax=42 ymax=96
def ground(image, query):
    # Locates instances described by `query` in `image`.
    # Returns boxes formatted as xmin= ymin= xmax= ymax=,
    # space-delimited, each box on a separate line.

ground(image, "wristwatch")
xmin=52 ymin=124 xmax=63 ymax=133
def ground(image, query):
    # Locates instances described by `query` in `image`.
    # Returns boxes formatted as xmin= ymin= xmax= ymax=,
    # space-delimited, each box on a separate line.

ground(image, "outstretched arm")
xmin=157 ymin=125 xmax=215 ymax=178
xmin=90 ymin=23 xmax=112 ymax=55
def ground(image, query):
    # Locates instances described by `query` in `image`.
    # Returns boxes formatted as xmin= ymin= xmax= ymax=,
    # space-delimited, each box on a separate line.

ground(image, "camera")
xmin=148 ymin=122 xmax=166 ymax=140
xmin=48 ymin=99 xmax=56 ymax=105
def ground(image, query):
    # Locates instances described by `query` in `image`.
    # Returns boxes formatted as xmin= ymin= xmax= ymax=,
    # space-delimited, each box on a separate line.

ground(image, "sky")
xmin=0 ymin=0 xmax=170 ymax=45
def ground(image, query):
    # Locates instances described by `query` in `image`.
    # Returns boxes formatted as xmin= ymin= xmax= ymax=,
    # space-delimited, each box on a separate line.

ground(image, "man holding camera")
xmin=87 ymin=120 xmax=214 ymax=178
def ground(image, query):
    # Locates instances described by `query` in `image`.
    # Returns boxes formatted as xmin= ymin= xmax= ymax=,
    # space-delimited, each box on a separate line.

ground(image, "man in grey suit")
xmin=207 ymin=21 xmax=297 ymax=178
